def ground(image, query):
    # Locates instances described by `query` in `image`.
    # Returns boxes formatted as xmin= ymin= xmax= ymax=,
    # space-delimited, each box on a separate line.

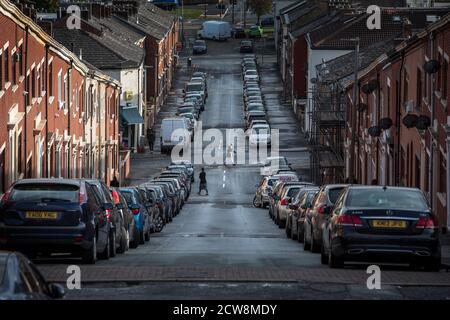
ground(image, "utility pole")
xmin=347 ymin=37 xmax=360 ymax=183
xmin=232 ymin=0 xmax=235 ymax=26
xmin=243 ymin=0 xmax=247 ymax=28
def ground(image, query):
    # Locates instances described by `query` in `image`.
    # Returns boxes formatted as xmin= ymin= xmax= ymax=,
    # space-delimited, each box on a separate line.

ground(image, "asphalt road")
xmin=37 ymin=40 xmax=450 ymax=300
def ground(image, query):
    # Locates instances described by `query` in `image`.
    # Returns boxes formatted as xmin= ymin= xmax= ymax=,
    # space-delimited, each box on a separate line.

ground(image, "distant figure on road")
xmin=147 ymin=128 xmax=155 ymax=151
xmin=198 ymin=168 xmax=209 ymax=195
xmin=225 ymin=144 xmax=235 ymax=166
xmin=110 ymin=175 xmax=120 ymax=187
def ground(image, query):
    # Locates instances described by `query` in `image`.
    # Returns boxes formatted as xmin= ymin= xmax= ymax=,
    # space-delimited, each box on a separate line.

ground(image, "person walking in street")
xmin=110 ymin=175 xmax=120 ymax=187
xmin=147 ymin=127 xmax=155 ymax=151
xmin=198 ymin=168 xmax=208 ymax=195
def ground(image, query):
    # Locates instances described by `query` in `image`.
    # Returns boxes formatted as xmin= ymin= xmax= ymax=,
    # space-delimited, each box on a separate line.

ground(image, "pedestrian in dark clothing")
xmin=198 ymin=168 xmax=208 ymax=195
xmin=147 ymin=128 xmax=155 ymax=151
xmin=110 ymin=175 xmax=120 ymax=187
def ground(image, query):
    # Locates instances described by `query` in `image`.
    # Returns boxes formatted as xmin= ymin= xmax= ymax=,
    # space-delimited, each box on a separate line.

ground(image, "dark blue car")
xmin=0 ymin=179 xmax=112 ymax=264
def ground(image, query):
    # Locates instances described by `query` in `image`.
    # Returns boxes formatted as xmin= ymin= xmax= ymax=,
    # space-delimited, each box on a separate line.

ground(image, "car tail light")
xmin=280 ymin=198 xmax=288 ymax=206
xmin=416 ymin=215 xmax=438 ymax=229
xmin=105 ymin=209 xmax=111 ymax=222
xmin=131 ymin=208 xmax=140 ymax=215
xmin=79 ymin=184 xmax=87 ymax=205
xmin=0 ymin=191 xmax=11 ymax=204
xmin=317 ymin=205 xmax=327 ymax=214
xmin=337 ymin=214 xmax=363 ymax=227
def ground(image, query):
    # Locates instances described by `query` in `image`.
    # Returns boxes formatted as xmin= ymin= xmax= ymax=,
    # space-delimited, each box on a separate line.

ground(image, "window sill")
xmin=19 ymin=76 xmax=25 ymax=84
xmin=441 ymin=98 xmax=448 ymax=111
xmin=4 ymin=82 xmax=11 ymax=90
xmin=31 ymin=97 xmax=37 ymax=105
xmin=37 ymin=97 xmax=42 ymax=104
xmin=49 ymin=96 xmax=55 ymax=104
xmin=63 ymin=108 xmax=68 ymax=116
xmin=11 ymin=84 xmax=19 ymax=93
xmin=0 ymin=90 xmax=4 ymax=99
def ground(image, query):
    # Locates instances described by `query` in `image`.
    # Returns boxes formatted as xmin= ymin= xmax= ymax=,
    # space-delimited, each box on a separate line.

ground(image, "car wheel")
xmin=277 ymin=215 xmax=284 ymax=229
xmin=297 ymin=225 xmax=303 ymax=243
xmin=310 ymin=230 xmax=320 ymax=253
xmin=139 ymin=229 xmax=145 ymax=245
xmin=155 ymin=215 xmax=164 ymax=233
xmin=82 ymin=236 xmax=97 ymax=264
xmin=144 ymin=228 xmax=151 ymax=242
xmin=253 ymin=195 xmax=262 ymax=208
xmin=303 ymin=227 xmax=310 ymax=251
xmin=98 ymin=233 xmax=110 ymax=260
xmin=328 ymin=244 xmax=344 ymax=268
xmin=291 ymin=221 xmax=297 ymax=240
xmin=109 ymin=230 xmax=117 ymax=257
xmin=424 ymin=258 xmax=441 ymax=272
xmin=285 ymin=220 xmax=291 ymax=238
xmin=321 ymin=244 xmax=328 ymax=265
xmin=117 ymin=227 xmax=128 ymax=254
xmin=129 ymin=227 xmax=139 ymax=249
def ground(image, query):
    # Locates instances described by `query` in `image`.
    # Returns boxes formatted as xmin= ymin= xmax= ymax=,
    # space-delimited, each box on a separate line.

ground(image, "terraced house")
xmin=0 ymin=0 xmax=121 ymax=195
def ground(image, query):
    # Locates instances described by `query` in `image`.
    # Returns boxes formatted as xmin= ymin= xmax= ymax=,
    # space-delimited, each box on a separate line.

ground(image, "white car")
xmin=260 ymin=156 xmax=291 ymax=176
xmin=244 ymin=70 xmax=259 ymax=82
xmin=249 ymin=124 xmax=271 ymax=147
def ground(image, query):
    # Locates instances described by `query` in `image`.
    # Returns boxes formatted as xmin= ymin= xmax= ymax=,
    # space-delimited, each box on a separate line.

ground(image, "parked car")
xmin=303 ymin=184 xmax=347 ymax=253
xmin=171 ymin=160 xmax=195 ymax=182
xmin=0 ymin=179 xmax=114 ymax=264
xmin=200 ymin=20 xmax=231 ymax=40
xmin=248 ymin=25 xmax=263 ymax=38
xmin=137 ymin=186 xmax=160 ymax=233
xmin=118 ymin=188 xmax=151 ymax=245
xmin=87 ymin=180 xmax=125 ymax=258
xmin=245 ymin=110 xmax=266 ymax=129
xmin=321 ymin=186 xmax=441 ymax=270
xmin=112 ymin=188 xmax=140 ymax=249
xmin=248 ymin=124 xmax=271 ymax=147
xmin=0 ymin=251 xmax=65 ymax=300
xmin=234 ymin=27 xmax=246 ymax=38
xmin=167 ymin=164 xmax=194 ymax=183
xmin=240 ymin=40 xmax=254 ymax=53
xmin=143 ymin=184 xmax=173 ymax=222
xmin=273 ymin=182 xmax=316 ymax=227
xmin=193 ymin=40 xmax=207 ymax=54
xmin=260 ymin=156 xmax=290 ymax=176
xmin=285 ymin=187 xmax=320 ymax=240
xmin=147 ymin=181 xmax=180 ymax=216
xmin=268 ymin=180 xmax=300 ymax=220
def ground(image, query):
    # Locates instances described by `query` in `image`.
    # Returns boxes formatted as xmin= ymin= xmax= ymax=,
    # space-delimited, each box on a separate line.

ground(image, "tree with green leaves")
xmin=33 ymin=0 xmax=59 ymax=12
xmin=247 ymin=0 xmax=272 ymax=24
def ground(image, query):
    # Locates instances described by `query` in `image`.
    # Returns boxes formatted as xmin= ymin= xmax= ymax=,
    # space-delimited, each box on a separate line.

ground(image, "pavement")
xmin=36 ymin=38 xmax=450 ymax=300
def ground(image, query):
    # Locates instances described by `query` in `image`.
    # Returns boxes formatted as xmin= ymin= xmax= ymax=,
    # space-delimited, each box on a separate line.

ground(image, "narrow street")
xmin=36 ymin=39 xmax=450 ymax=300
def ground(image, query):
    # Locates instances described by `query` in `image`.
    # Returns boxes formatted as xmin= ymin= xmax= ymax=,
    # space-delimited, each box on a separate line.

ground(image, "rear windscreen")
xmin=120 ymin=191 xmax=134 ymax=204
xmin=9 ymin=184 xmax=79 ymax=202
xmin=186 ymin=83 xmax=203 ymax=92
xmin=328 ymin=188 xmax=344 ymax=204
xmin=346 ymin=188 xmax=428 ymax=210
xmin=286 ymin=187 xmax=300 ymax=197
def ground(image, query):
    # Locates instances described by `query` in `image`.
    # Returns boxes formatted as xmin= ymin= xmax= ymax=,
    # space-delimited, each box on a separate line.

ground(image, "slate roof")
xmin=316 ymin=39 xmax=398 ymax=84
xmin=88 ymin=15 xmax=145 ymax=46
xmin=53 ymin=27 xmax=144 ymax=69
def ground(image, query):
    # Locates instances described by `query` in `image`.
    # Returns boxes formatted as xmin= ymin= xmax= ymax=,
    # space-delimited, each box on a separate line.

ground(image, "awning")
xmin=120 ymin=106 xmax=144 ymax=125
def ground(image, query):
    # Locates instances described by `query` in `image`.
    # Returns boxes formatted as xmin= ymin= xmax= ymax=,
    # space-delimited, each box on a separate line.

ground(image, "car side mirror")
xmin=116 ymin=203 xmax=124 ymax=210
xmin=102 ymin=202 xmax=114 ymax=211
xmin=48 ymin=283 xmax=65 ymax=299
xmin=129 ymin=204 xmax=140 ymax=210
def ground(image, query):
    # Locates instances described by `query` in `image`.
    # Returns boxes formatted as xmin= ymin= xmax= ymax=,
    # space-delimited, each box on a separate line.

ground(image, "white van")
xmin=200 ymin=21 xmax=231 ymax=41
xmin=160 ymin=117 xmax=191 ymax=154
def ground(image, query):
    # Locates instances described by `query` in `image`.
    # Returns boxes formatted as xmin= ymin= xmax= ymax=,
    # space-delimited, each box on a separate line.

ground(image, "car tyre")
xmin=310 ymin=232 xmax=320 ymax=253
xmin=291 ymin=221 xmax=297 ymax=240
xmin=320 ymin=244 xmax=328 ymax=265
xmin=82 ymin=236 xmax=97 ymax=264
xmin=129 ymin=227 xmax=140 ymax=249
xmin=424 ymin=258 xmax=441 ymax=272
xmin=117 ymin=227 xmax=128 ymax=254
xmin=109 ymin=230 xmax=117 ymax=258
xmin=98 ymin=233 xmax=110 ymax=260
xmin=328 ymin=245 xmax=344 ymax=268
xmin=253 ymin=195 xmax=262 ymax=208
xmin=303 ymin=227 xmax=310 ymax=251
xmin=285 ymin=220 xmax=291 ymax=238
xmin=144 ymin=228 xmax=151 ymax=242
xmin=139 ymin=229 xmax=145 ymax=245
xmin=297 ymin=225 xmax=304 ymax=243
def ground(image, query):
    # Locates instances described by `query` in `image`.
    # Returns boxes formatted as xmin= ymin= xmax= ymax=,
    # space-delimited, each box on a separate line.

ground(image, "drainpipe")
xmin=24 ymin=26 xmax=29 ymax=178
xmin=429 ymin=32 xmax=436 ymax=211
xmin=68 ymin=61 xmax=73 ymax=178
xmin=45 ymin=44 xmax=49 ymax=177
xmin=446 ymin=123 xmax=450 ymax=232
xmin=396 ymin=51 xmax=405 ymax=186
xmin=376 ymin=72 xmax=381 ymax=181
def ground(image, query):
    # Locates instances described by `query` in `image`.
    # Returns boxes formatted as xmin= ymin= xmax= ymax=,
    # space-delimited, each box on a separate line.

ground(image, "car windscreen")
xmin=120 ymin=190 xmax=135 ymax=204
xmin=252 ymin=127 xmax=270 ymax=134
xmin=186 ymin=83 xmax=203 ymax=92
xmin=194 ymin=41 xmax=205 ymax=46
xmin=286 ymin=187 xmax=301 ymax=198
xmin=345 ymin=188 xmax=429 ymax=210
xmin=9 ymin=183 xmax=79 ymax=202
xmin=328 ymin=187 xmax=345 ymax=204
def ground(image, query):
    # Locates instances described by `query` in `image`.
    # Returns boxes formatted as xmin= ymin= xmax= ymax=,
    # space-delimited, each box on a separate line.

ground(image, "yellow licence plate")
xmin=25 ymin=211 xmax=58 ymax=219
xmin=372 ymin=220 xmax=407 ymax=228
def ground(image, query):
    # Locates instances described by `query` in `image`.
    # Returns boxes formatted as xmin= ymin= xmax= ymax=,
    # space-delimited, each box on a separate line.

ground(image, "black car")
xmin=321 ymin=186 xmax=441 ymax=270
xmin=0 ymin=179 xmax=111 ymax=264
xmin=240 ymin=40 xmax=254 ymax=53
xmin=110 ymin=188 xmax=140 ymax=250
xmin=138 ymin=186 xmax=163 ymax=233
xmin=87 ymin=180 xmax=126 ymax=258
xmin=0 ymin=251 xmax=65 ymax=300
xmin=285 ymin=187 xmax=319 ymax=240
xmin=234 ymin=27 xmax=246 ymax=39
xmin=144 ymin=184 xmax=172 ymax=223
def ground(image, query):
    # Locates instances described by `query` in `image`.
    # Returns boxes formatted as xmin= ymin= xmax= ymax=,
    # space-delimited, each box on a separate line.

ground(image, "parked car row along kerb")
xmin=161 ymin=71 xmax=208 ymax=155
xmin=253 ymin=164 xmax=443 ymax=271
xmin=0 ymin=166 xmax=193 ymax=266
